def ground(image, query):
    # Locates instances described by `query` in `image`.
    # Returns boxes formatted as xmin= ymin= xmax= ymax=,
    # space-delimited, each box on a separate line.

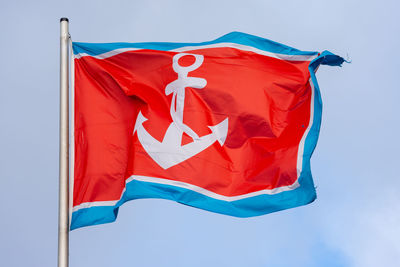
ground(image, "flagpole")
xmin=59 ymin=17 xmax=70 ymax=267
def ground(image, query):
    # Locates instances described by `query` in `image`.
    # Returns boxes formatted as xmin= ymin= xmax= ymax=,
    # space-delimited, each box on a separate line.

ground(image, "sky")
xmin=0 ymin=0 xmax=399 ymax=267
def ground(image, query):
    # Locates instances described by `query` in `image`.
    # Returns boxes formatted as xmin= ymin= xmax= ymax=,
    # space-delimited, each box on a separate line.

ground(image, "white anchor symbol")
xmin=134 ymin=53 xmax=229 ymax=169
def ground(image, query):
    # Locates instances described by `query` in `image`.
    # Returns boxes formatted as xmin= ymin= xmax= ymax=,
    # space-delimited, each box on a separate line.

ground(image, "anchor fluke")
xmin=134 ymin=111 xmax=148 ymax=134
xmin=208 ymin=118 xmax=229 ymax=146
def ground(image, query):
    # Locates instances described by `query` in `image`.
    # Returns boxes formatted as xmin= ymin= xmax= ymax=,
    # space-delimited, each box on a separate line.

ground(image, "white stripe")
xmin=296 ymin=77 xmax=315 ymax=177
xmin=72 ymin=187 xmax=126 ymax=212
xmin=74 ymin=42 xmax=317 ymax=61
xmin=171 ymin=43 xmax=317 ymax=61
xmin=74 ymin=47 xmax=142 ymax=59
xmin=128 ymin=175 xmax=300 ymax=201
xmin=72 ymin=174 xmax=300 ymax=212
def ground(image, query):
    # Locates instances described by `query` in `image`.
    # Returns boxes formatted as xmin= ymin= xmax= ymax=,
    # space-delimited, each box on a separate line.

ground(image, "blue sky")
xmin=0 ymin=0 xmax=399 ymax=266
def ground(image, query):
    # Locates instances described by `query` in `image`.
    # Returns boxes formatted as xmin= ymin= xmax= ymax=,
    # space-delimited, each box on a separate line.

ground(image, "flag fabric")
xmin=71 ymin=32 xmax=344 ymax=230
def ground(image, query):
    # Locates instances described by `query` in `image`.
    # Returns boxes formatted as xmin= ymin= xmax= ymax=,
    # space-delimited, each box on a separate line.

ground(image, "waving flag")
xmin=71 ymin=32 xmax=344 ymax=230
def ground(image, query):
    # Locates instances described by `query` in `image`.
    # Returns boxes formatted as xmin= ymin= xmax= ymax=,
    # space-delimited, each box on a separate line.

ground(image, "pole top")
xmin=60 ymin=17 xmax=69 ymax=22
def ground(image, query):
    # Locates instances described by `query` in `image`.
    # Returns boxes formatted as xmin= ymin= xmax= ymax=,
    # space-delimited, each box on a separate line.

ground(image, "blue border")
xmin=72 ymin=31 xmax=318 ymax=57
xmin=71 ymin=36 xmax=345 ymax=230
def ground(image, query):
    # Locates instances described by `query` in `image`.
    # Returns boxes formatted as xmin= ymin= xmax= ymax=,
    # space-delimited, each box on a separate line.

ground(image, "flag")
xmin=71 ymin=31 xmax=344 ymax=230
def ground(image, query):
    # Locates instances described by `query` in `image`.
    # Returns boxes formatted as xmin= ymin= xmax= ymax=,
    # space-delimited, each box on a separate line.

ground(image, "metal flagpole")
xmin=59 ymin=17 xmax=70 ymax=267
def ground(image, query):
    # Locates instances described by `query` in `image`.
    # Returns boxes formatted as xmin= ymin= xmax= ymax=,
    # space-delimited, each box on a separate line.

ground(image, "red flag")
xmin=71 ymin=32 xmax=344 ymax=229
